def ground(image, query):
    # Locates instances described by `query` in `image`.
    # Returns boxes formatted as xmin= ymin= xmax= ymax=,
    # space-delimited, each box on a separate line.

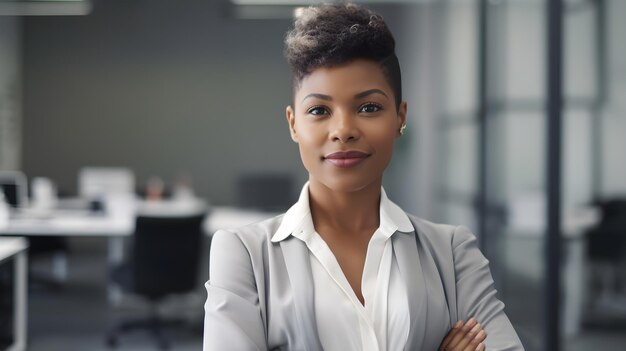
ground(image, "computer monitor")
xmin=78 ymin=167 xmax=135 ymax=198
xmin=0 ymin=171 xmax=28 ymax=208
xmin=237 ymin=173 xmax=295 ymax=212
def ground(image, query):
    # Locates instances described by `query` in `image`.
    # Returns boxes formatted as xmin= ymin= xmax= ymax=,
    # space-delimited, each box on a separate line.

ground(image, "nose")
xmin=329 ymin=111 xmax=360 ymax=143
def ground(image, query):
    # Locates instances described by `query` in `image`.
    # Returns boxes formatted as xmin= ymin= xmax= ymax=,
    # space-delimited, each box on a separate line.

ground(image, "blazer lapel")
xmin=280 ymin=238 xmax=323 ymax=351
xmin=394 ymin=231 xmax=428 ymax=351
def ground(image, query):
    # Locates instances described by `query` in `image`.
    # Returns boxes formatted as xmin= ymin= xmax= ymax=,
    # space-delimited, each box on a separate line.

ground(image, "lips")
xmin=323 ymin=151 xmax=371 ymax=168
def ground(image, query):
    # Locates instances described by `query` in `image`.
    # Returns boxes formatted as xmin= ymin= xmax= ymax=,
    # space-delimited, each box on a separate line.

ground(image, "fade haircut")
xmin=284 ymin=3 xmax=402 ymax=110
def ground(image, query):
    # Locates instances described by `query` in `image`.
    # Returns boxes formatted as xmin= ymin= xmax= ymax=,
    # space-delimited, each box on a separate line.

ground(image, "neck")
xmin=308 ymin=178 xmax=382 ymax=234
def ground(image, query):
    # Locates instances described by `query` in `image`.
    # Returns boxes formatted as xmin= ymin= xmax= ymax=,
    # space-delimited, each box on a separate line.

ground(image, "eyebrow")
xmin=354 ymin=89 xmax=388 ymax=100
xmin=301 ymin=93 xmax=332 ymax=103
xmin=301 ymin=89 xmax=389 ymax=103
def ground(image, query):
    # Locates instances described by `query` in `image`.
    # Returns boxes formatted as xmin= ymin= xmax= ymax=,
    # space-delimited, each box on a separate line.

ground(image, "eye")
xmin=359 ymin=102 xmax=383 ymax=114
xmin=307 ymin=106 xmax=330 ymax=116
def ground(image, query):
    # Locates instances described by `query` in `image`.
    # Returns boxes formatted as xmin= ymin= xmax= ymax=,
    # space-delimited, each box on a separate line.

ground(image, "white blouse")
xmin=270 ymin=183 xmax=414 ymax=351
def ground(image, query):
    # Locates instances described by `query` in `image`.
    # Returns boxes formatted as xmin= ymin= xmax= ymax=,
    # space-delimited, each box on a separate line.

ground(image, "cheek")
xmin=369 ymin=126 xmax=398 ymax=164
xmin=295 ymin=128 xmax=323 ymax=169
xmin=367 ymin=123 xmax=397 ymax=146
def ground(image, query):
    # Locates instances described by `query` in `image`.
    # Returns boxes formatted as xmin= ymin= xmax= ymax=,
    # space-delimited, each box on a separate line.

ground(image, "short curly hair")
xmin=284 ymin=3 xmax=402 ymax=109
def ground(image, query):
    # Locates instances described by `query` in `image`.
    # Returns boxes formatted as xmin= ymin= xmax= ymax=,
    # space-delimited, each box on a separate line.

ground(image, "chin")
xmin=312 ymin=173 xmax=383 ymax=194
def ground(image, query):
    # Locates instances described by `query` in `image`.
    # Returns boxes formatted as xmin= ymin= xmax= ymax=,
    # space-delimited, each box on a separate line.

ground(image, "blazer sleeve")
xmin=203 ymin=230 xmax=267 ymax=351
xmin=452 ymin=226 xmax=525 ymax=351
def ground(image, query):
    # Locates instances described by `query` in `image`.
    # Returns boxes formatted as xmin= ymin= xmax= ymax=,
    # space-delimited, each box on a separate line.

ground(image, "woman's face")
xmin=286 ymin=59 xmax=407 ymax=193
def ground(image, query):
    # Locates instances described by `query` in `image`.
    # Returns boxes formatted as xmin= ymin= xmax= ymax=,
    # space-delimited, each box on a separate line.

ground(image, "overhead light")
xmin=0 ymin=0 xmax=92 ymax=16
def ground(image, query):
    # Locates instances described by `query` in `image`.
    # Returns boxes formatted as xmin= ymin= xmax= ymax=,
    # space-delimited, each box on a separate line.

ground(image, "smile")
xmin=323 ymin=151 xmax=371 ymax=168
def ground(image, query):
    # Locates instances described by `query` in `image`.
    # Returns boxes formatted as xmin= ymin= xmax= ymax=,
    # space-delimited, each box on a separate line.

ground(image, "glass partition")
xmin=436 ymin=0 xmax=626 ymax=349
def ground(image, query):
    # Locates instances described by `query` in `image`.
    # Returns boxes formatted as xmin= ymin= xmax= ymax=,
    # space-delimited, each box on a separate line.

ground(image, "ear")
xmin=286 ymin=105 xmax=298 ymax=143
xmin=397 ymin=101 xmax=408 ymax=137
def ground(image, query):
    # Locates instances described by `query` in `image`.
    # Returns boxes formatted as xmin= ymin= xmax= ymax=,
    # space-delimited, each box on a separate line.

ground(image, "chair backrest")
xmin=0 ymin=171 xmax=28 ymax=208
xmin=599 ymin=199 xmax=626 ymax=222
xmin=78 ymin=167 xmax=135 ymax=198
xmin=132 ymin=214 xmax=205 ymax=299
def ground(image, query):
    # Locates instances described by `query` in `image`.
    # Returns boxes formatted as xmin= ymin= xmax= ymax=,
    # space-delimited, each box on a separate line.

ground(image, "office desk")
xmin=0 ymin=207 xmax=134 ymax=303
xmin=2 ymin=213 xmax=133 ymax=236
xmin=0 ymin=237 xmax=28 ymax=351
xmin=0 ymin=203 xmax=277 ymax=305
xmin=0 ymin=210 xmax=134 ymax=271
xmin=0 ymin=203 xmax=274 ymax=267
xmin=204 ymin=206 xmax=279 ymax=234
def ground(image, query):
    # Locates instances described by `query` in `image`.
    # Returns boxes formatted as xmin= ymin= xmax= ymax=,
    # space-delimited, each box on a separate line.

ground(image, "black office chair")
xmin=587 ymin=199 xmax=626 ymax=263
xmin=105 ymin=213 xmax=206 ymax=350
xmin=585 ymin=198 xmax=626 ymax=322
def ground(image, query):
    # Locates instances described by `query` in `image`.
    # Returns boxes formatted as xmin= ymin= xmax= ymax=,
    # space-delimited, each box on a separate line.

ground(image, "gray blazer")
xmin=203 ymin=214 xmax=524 ymax=351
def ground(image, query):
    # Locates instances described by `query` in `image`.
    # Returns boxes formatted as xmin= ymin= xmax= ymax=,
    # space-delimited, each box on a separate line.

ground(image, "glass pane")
xmin=562 ymin=0 xmax=626 ymax=349
xmin=601 ymin=113 xmax=626 ymax=195
xmin=444 ymin=124 xmax=477 ymax=195
xmin=487 ymin=1 xmax=548 ymax=347
xmin=564 ymin=2 xmax=597 ymax=100
xmin=440 ymin=0 xmax=478 ymax=116
xmin=500 ymin=1 xmax=546 ymax=102
xmin=492 ymin=111 xmax=546 ymax=351
xmin=441 ymin=202 xmax=477 ymax=233
xmin=503 ymin=112 xmax=546 ymax=196
xmin=563 ymin=108 xmax=593 ymax=206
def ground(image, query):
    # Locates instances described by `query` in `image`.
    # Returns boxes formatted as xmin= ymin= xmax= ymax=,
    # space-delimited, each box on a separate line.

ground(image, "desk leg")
xmin=107 ymin=237 xmax=125 ymax=305
xmin=12 ymin=250 xmax=28 ymax=351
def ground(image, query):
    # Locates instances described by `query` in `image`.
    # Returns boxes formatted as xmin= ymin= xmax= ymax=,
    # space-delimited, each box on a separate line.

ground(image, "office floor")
xmin=27 ymin=250 xmax=204 ymax=351
xmin=26 ymin=248 xmax=626 ymax=351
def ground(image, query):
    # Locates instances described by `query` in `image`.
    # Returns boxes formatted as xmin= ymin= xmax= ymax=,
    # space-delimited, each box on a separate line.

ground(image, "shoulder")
xmin=211 ymin=214 xmax=285 ymax=251
xmin=209 ymin=214 xmax=286 ymax=283
xmin=404 ymin=214 xmax=479 ymax=254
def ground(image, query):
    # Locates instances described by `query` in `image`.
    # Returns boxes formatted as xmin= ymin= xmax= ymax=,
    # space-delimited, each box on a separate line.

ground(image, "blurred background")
xmin=0 ymin=0 xmax=625 ymax=350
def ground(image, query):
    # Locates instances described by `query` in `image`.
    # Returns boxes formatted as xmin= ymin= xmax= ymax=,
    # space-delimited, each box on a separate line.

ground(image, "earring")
xmin=399 ymin=124 xmax=407 ymax=136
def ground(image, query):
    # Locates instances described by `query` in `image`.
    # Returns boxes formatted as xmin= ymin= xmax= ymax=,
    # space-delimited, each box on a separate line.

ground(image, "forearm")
xmin=452 ymin=226 xmax=525 ymax=350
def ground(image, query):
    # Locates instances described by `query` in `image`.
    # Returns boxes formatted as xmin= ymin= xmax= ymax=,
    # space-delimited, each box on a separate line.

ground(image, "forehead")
xmin=295 ymin=59 xmax=392 ymax=99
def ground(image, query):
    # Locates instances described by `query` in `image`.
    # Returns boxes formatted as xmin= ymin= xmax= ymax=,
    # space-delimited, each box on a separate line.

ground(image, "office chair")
xmin=105 ymin=213 xmax=206 ymax=350
xmin=586 ymin=198 xmax=626 ymax=320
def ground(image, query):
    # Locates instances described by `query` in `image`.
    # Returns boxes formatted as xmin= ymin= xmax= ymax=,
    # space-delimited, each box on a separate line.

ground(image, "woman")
xmin=204 ymin=3 xmax=524 ymax=350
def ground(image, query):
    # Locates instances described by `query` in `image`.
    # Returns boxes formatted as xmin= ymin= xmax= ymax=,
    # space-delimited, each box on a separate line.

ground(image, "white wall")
xmin=21 ymin=0 xmax=303 ymax=204
xmin=21 ymin=0 xmax=431 ymax=208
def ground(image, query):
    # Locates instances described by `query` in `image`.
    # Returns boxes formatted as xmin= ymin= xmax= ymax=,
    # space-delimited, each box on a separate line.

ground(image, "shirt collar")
xmin=271 ymin=182 xmax=414 ymax=243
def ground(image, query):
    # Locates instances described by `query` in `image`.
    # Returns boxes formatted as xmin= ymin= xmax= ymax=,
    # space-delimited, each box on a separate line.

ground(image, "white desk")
xmin=1 ymin=212 xmax=133 ymax=236
xmin=204 ymin=206 xmax=279 ymax=234
xmin=1 ymin=202 xmax=278 ymax=237
xmin=0 ymin=237 xmax=28 ymax=351
xmin=0 ymin=203 xmax=136 ymax=304
xmin=0 ymin=201 xmax=278 ymax=301
xmin=0 ymin=209 xmax=134 ymax=277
